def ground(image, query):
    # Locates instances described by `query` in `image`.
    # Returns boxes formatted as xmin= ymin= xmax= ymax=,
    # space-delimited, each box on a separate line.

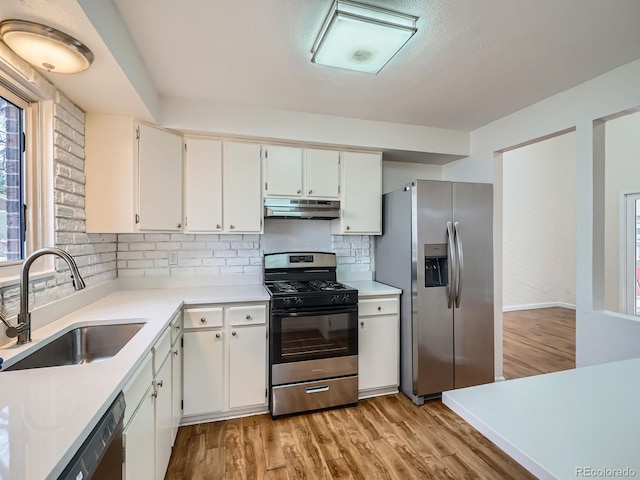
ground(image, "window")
xmin=624 ymin=193 xmax=640 ymax=315
xmin=0 ymin=89 xmax=26 ymax=263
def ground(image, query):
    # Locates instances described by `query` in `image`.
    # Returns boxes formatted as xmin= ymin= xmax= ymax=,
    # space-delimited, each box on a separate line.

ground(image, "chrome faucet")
xmin=1 ymin=247 xmax=86 ymax=345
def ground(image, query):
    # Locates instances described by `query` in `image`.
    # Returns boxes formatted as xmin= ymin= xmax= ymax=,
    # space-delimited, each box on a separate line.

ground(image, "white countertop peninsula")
xmin=443 ymin=358 xmax=640 ymax=479
xmin=342 ymin=280 xmax=401 ymax=296
xmin=0 ymin=284 xmax=269 ymax=480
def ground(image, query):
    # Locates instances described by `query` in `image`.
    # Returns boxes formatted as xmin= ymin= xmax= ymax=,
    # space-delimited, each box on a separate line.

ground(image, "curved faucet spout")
xmin=15 ymin=247 xmax=86 ymax=345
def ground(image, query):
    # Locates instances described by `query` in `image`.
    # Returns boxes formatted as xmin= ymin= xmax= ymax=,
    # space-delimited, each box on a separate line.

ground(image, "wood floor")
xmin=166 ymin=307 xmax=575 ymax=479
xmin=503 ymin=307 xmax=575 ymax=380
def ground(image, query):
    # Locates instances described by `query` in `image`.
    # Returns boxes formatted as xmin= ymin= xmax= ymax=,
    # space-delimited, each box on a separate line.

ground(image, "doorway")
xmin=501 ymin=131 xmax=577 ymax=379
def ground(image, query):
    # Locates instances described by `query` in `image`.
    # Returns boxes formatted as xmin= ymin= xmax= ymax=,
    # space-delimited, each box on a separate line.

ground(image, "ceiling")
xmin=2 ymin=0 xmax=640 ymax=132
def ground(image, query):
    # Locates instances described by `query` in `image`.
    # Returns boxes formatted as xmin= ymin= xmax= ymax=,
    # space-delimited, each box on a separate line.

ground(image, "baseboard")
xmin=495 ymin=376 xmax=506 ymax=382
xmin=358 ymin=386 xmax=399 ymax=400
xmin=503 ymin=302 xmax=576 ymax=312
xmin=180 ymin=405 xmax=269 ymax=426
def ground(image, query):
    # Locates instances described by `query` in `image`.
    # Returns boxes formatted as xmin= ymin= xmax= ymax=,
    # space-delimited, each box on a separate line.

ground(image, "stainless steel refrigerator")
xmin=375 ymin=180 xmax=494 ymax=405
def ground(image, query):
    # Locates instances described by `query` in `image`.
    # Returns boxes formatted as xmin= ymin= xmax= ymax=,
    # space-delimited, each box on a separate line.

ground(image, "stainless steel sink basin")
xmin=4 ymin=323 xmax=145 ymax=371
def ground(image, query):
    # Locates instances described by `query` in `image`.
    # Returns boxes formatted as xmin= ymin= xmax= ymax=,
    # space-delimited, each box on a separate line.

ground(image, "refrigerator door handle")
xmin=446 ymin=221 xmax=456 ymax=309
xmin=454 ymin=221 xmax=464 ymax=308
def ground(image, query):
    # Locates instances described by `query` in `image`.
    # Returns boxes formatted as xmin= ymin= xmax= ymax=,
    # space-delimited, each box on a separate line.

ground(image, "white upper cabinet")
xmin=263 ymin=145 xmax=303 ymax=197
xmin=263 ymin=145 xmax=340 ymax=199
xmin=223 ymin=141 xmax=263 ymax=233
xmin=184 ymin=137 xmax=223 ymax=232
xmin=332 ymin=151 xmax=382 ymax=235
xmin=184 ymin=138 xmax=262 ymax=234
xmin=86 ymin=115 xmax=183 ymax=233
xmin=304 ymin=148 xmax=340 ymax=198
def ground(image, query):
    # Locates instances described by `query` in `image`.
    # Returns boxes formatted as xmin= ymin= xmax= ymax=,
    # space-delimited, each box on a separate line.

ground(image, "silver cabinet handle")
xmin=446 ymin=221 xmax=456 ymax=309
xmin=177 ymin=223 xmax=182 ymax=229
xmin=215 ymin=332 xmax=221 ymax=338
xmin=245 ymin=314 xmax=251 ymax=320
xmin=216 ymin=224 xmax=221 ymax=229
xmin=305 ymin=385 xmax=329 ymax=394
xmin=232 ymin=331 xmax=237 ymax=336
xmin=377 ymin=306 xmax=382 ymax=311
xmin=454 ymin=221 xmax=464 ymax=308
xmin=200 ymin=317 xmax=206 ymax=323
xmin=229 ymin=225 xmax=235 ymax=229
xmin=173 ymin=349 xmax=178 ymax=356
xmin=308 ymin=190 xmax=313 ymax=195
xmin=175 ymin=324 xmax=180 ymax=330
xmin=346 ymin=226 xmax=350 ymax=231
xmin=151 ymin=390 xmax=158 ymax=398
xmin=157 ymin=380 xmax=164 ymax=388
xmin=297 ymin=189 xmax=301 ymax=194
xmin=360 ymin=321 xmax=364 ymax=327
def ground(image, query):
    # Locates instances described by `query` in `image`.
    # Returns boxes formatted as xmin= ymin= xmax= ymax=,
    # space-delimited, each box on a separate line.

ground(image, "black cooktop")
xmin=266 ymin=280 xmax=357 ymax=308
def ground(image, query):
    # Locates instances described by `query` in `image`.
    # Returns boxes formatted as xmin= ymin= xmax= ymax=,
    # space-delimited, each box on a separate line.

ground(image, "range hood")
xmin=264 ymin=198 xmax=340 ymax=219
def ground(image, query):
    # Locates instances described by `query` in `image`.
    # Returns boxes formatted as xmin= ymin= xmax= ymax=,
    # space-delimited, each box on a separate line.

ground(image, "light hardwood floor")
xmin=166 ymin=307 xmax=575 ymax=479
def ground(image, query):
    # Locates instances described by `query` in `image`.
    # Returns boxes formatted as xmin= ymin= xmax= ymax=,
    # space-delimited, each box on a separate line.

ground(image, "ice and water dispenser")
xmin=424 ymin=244 xmax=448 ymax=287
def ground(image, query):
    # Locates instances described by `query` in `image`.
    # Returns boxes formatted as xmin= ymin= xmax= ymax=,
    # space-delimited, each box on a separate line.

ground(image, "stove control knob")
xmin=283 ymin=298 xmax=291 ymax=306
xmin=342 ymin=295 xmax=350 ymax=304
xmin=295 ymin=297 xmax=303 ymax=305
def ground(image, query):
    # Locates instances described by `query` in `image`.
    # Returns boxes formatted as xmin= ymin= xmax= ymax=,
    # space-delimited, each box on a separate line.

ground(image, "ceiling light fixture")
xmin=0 ymin=19 xmax=94 ymax=74
xmin=311 ymin=0 xmax=418 ymax=74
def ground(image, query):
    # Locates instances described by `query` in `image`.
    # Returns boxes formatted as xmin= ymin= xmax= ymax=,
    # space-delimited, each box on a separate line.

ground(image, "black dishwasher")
xmin=59 ymin=392 xmax=126 ymax=480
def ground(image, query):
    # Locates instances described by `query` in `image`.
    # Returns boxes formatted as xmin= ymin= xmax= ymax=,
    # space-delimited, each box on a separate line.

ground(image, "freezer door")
xmin=452 ymin=182 xmax=494 ymax=389
xmin=413 ymin=180 xmax=455 ymax=396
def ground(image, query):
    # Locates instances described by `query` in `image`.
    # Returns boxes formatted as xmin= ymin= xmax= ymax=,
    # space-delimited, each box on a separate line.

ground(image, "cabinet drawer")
xmin=153 ymin=327 xmax=172 ymax=373
xmin=170 ymin=312 xmax=182 ymax=345
xmin=123 ymin=352 xmax=152 ymax=426
xmin=228 ymin=305 xmax=266 ymax=326
xmin=359 ymin=297 xmax=398 ymax=317
xmin=184 ymin=307 xmax=223 ymax=329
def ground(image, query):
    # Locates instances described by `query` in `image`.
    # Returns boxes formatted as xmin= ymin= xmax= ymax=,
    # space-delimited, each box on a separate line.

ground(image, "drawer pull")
xmin=305 ymin=385 xmax=329 ymax=394
xmin=215 ymin=333 xmax=221 ymax=339
xmin=157 ymin=380 xmax=164 ymax=388
xmin=246 ymin=315 xmax=252 ymax=320
xmin=175 ymin=324 xmax=180 ymax=330
xmin=232 ymin=331 xmax=237 ymax=336
xmin=360 ymin=321 xmax=365 ymax=327
xmin=200 ymin=317 xmax=206 ymax=323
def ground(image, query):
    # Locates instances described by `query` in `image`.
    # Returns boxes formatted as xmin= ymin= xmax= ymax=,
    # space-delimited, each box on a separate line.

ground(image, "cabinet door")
xmin=171 ymin=338 xmax=182 ymax=445
xmin=305 ymin=149 xmax=340 ymax=199
xmin=338 ymin=151 xmax=382 ymax=234
xmin=137 ymin=123 xmax=183 ymax=231
xmin=155 ymin=357 xmax=173 ymax=480
xmin=229 ymin=325 xmax=267 ymax=409
xmin=183 ymin=331 xmax=224 ymax=415
xmin=358 ymin=315 xmax=399 ymax=391
xmin=185 ymin=138 xmax=222 ymax=232
xmin=223 ymin=142 xmax=263 ymax=233
xmin=264 ymin=145 xmax=303 ymax=197
xmin=123 ymin=388 xmax=155 ymax=480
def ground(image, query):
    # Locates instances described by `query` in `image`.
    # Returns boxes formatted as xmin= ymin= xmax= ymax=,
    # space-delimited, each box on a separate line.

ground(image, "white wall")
xmin=603 ymin=111 xmax=640 ymax=312
xmin=502 ymin=132 xmax=576 ymax=310
xmin=443 ymin=58 xmax=640 ymax=374
xmin=382 ymin=161 xmax=442 ymax=194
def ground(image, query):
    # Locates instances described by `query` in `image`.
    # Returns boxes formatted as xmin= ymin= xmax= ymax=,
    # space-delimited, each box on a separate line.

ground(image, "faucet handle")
xmin=1 ymin=314 xmax=22 ymax=338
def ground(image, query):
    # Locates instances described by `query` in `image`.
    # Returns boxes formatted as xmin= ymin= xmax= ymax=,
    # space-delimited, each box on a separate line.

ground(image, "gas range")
xmin=265 ymin=279 xmax=357 ymax=309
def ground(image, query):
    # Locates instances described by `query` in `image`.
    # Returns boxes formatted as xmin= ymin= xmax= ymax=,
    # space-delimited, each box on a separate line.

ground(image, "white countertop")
xmin=0 ymin=285 xmax=269 ymax=480
xmin=342 ymin=280 xmax=401 ymax=296
xmin=443 ymin=358 xmax=640 ymax=479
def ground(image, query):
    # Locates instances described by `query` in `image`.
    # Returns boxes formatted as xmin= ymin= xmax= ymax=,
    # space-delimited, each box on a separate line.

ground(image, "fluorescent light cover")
xmin=311 ymin=0 xmax=418 ymax=74
xmin=0 ymin=20 xmax=93 ymax=73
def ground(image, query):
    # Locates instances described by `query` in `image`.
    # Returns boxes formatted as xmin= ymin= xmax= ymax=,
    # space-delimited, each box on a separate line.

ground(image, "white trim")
xmin=495 ymin=376 xmax=506 ymax=382
xmin=503 ymin=302 xmax=576 ymax=312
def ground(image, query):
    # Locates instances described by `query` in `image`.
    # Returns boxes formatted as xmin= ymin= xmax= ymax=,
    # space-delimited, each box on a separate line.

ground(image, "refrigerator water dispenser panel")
xmin=424 ymin=244 xmax=448 ymax=287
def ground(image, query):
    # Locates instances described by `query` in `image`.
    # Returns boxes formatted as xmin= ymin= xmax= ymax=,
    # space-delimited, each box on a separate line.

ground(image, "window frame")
xmin=0 ymin=80 xmax=55 ymax=285
xmin=624 ymin=192 xmax=640 ymax=316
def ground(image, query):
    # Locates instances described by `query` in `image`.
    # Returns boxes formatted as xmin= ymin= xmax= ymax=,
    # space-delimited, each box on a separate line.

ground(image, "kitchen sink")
xmin=4 ymin=322 xmax=145 ymax=371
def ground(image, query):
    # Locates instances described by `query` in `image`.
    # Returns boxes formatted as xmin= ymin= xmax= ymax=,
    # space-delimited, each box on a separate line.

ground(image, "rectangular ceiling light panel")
xmin=311 ymin=0 xmax=418 ymax=74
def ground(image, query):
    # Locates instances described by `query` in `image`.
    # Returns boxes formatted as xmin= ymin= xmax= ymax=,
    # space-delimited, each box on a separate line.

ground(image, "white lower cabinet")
xmin=123 ymin=387 xmax=155 ymax=480
xmin=358 ymin=295 xmax=400 ymax=397
xmin=183 ymin=303 xmax=268 ymax=420
xmin=123 ymin=312 xmax=182 ymax=480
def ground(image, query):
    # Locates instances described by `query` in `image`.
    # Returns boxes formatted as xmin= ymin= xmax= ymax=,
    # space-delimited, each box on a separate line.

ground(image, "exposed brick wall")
xmin=117 ymin=232 xmax=373 ymax=278
xmin=0 ymin=91 xmax=117 ymax=317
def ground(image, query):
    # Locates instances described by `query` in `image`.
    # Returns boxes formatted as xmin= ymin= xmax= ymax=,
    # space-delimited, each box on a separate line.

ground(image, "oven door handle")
xmin=271 ymin=306 xmax=358 ymax=317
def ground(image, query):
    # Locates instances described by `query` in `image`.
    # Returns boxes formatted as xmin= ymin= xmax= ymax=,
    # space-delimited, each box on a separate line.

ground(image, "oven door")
xmin=270 ymin=305 xmax=358 ymax=366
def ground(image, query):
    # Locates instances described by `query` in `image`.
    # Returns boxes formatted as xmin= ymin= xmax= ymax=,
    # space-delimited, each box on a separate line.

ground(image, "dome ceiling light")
xmin=0 ymin=19 xmax=94 ymax=74
xmin=311 ymin=0 xmax=418 ymax=74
